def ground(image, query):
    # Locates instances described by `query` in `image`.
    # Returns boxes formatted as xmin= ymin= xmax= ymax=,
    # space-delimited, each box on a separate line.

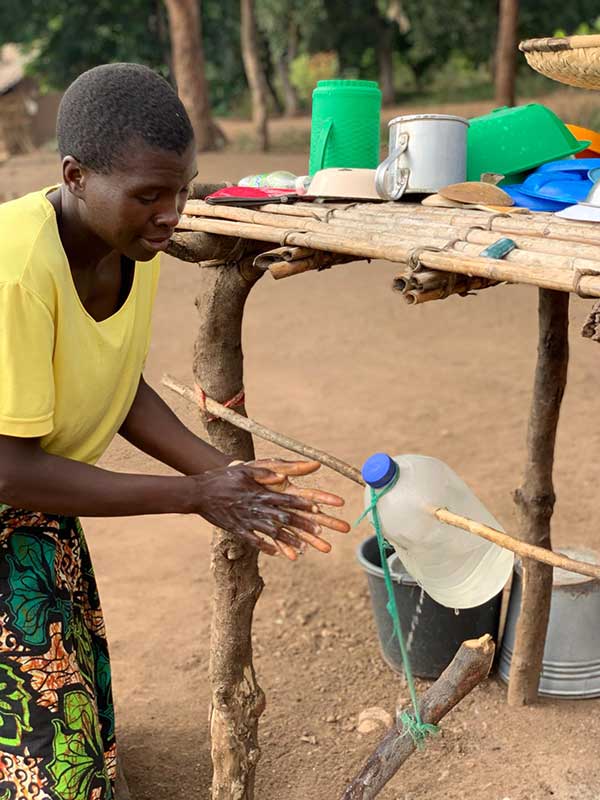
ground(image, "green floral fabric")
xmin=0 ymin=508 xmax=116 ymax=799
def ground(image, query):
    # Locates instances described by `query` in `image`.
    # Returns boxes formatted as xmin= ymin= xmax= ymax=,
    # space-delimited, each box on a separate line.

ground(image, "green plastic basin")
xmin=467 ymin=104 xmax=590 ymax=182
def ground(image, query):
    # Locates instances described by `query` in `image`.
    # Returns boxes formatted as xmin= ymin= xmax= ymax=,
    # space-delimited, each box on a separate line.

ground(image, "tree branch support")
xmin=508 ymin=289 xmax=569 ymax=705
xmin=193 ymin=257 xmax=265 ymax=799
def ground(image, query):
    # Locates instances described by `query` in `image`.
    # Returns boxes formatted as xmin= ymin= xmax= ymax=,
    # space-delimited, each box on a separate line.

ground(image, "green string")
xmin=356 ymin=474 xmax=439 ymax=749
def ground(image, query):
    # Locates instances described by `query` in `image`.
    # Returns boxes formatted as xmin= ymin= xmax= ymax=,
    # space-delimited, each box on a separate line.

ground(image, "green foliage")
xmin=0 ymin=0 xmax=170 ymax=91
xmin=255 ymin=0 xmax=325 ymax=59
xmin=202 ymin=0 xmax=247 ymax=116
xmin=428 ymin=52 xmax=491 ymax=94
xmin=554 ymin=16 xmax=600 ymax=37
xmin=289 ymin=51 xmax=339 ymax=102
xmin=3 ymin=0 xmax=600 ymax=118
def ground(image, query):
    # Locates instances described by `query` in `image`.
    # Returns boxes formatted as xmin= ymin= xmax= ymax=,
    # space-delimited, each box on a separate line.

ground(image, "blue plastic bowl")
xmin=519 ymin=171 xmax=592 ymax=204
xmin=503 ymin=185 xmax=567 ymax=212
xmin=537 ymin=158 xmax=600 ymax=174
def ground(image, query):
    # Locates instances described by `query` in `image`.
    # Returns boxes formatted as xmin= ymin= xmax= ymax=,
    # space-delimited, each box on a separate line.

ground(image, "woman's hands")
xmin=189 ymin=459 xmax=350 ymax=560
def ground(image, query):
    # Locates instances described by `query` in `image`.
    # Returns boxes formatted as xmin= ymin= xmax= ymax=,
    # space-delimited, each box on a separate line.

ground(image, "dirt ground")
xmin=4 ymin=138 xmax=600 ymax=800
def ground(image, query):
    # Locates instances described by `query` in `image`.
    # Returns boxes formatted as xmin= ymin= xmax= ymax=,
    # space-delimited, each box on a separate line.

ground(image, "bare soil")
xmin=3 ymin=134 xmax=600 ymax=800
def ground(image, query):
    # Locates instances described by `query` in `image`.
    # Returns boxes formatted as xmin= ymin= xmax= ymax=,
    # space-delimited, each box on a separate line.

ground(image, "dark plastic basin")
xmin=357 ymin=535 xmax=502 ymax=679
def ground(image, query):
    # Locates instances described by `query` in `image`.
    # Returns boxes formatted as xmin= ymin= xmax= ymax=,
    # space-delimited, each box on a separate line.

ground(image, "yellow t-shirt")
xmin=0 ymin=187 xmax=160 ymax=464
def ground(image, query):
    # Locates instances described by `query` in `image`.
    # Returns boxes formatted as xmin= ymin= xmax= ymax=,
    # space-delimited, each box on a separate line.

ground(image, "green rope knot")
xmin=398 ymin=711 xmax=439 ymax=750
xmin=355 ymin=470 xmax=438 ymax=750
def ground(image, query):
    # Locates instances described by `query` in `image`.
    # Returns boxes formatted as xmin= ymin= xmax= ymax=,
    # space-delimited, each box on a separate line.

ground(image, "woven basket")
xmin=519 ymin=35 xmax=600 ymax=91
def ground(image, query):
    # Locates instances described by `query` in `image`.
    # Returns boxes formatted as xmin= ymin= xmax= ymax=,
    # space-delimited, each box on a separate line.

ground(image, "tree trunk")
xmin=494 ymin=0 xmax=520 ymax=107
xmin=193 ymin=259 xmax=266 ymax=799
xmin=273 ymin=54 xmax=299 ymax=117
xmin=507 ymin=289 xmax=569 ymax=706
xmin=377 ymin=22 xmax=396 ymax=106
xmin=163 ymin=0 xmax=221 ymax=151
xmin=240 ymin=0 xmax=270 ymax=151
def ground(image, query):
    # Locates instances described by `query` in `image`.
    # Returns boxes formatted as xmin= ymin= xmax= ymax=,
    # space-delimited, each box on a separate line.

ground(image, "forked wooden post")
xmin=192 ymin=250 xmax=266 ymax=799
xmin=508 ymin=288 xmax=570 ymax=705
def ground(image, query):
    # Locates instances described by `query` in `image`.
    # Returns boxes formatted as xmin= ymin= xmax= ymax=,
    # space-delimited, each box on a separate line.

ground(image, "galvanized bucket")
xmin=498 ymin=548 xmax=600 ymax=698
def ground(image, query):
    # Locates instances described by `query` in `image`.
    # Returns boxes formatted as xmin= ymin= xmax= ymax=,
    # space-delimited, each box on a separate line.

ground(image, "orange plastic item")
xmin=567 ymin=124 xmax=600 ymax=157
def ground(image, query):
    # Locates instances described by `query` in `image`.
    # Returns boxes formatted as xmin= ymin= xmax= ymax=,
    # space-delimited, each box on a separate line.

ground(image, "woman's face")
xmin=69 ymin=138 xmax=197 ymax=262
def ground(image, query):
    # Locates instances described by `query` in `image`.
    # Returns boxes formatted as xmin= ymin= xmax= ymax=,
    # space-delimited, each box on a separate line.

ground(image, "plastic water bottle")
xmin=238 ymin=171 xmax=299 ymax=190
xmin=362 ymin=453 xmax=514 ymax=609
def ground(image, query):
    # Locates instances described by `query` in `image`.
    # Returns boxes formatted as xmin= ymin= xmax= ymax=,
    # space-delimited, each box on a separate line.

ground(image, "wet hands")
xmin=192 ymin=459 xmax=350 ymax=560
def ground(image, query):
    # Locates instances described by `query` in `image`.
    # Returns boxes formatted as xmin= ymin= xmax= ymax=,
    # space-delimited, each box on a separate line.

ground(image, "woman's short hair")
xmin=56 ymin=63 xmax=194 ymax=173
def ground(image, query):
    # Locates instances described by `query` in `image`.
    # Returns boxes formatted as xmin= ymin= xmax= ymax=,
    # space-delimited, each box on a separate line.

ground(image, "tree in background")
xmin=163 ymin=0 xmax=223 ymax=150
xmin=240 ymin=0 xmax=270 ymax=150
xmin=375 ymin=0 xmax=410 ymax=106
xmin=3 ymin=0 xmax=600 ymax=145
xmin=494 ymin=0 xmax=519 ymax=106
xmin=256 ymin=0 xmax=326 ymax=116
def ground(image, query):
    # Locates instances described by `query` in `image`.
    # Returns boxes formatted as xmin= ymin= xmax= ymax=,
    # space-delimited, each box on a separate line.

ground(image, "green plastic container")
xmin=467 ymin=104 xmax=590 ymax=182
xmin=309 ymin=80 xmax=381 ymax=176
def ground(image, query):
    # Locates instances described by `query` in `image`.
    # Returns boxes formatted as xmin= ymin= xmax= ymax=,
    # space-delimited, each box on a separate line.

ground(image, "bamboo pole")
xmin=341 ymin=635 xmax=495 ymax=799
xmin=508 ymin=290 xmax=570 ymax=706
xmin=267 ymin=255 xmax=356 ymax=280
xmin=176 ymin=215 xmax=600 ymax=298
xmin=184 ymin=201 xmax=600 ymax=260
xmin=162 ymin=374 xmax=600 ymax=582
xmin=251 ymin=201 xmax=600 ymax=246
xmin=394 ymin=270 xmax=498 ymax=304
xmin=253 ymin=246 xmax=315 ymax=267
xmin=253 ymin=246 xmax=357 ymax=279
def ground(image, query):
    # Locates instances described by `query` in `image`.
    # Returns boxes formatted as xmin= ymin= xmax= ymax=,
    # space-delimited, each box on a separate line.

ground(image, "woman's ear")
xmin=62 ymin=156 xmax=87 ymax=199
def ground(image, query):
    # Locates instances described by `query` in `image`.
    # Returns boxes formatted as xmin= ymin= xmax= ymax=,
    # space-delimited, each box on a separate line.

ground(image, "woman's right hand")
xmin=188 ymin=460 xmax=350 ymax=559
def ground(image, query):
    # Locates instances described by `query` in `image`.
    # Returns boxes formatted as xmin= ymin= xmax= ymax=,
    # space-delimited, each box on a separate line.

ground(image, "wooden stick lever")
xmin=434 ymin=508 xmax=600 ymax=581
xmin=162 ymin=373 xmax=600 ymax=582
xmin=162 ymin=373 xmax=363 ymax=484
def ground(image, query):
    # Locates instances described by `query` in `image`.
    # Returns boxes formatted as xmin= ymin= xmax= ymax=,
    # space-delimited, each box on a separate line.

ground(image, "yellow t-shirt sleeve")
xmin=0 ymin=282 xmax=55 ymax=437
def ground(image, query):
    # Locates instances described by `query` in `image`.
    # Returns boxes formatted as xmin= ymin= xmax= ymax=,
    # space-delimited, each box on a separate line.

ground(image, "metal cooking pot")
xmin=376 ymin=113 xmax=469 ymax=200
xmin=499 ymin=548 xmax=600 ymax=698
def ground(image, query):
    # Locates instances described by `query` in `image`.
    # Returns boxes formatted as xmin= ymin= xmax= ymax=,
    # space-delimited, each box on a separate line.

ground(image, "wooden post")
xmin=193 ymin=258 xmax=265 ymax=798
xmin=507 ymin=289 xmax=569 ymax=706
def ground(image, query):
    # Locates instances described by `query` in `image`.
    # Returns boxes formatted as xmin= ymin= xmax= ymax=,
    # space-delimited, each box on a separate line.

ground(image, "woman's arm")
xmin=118 ymin=375 xmax=229 ymax=474
xmin=0 ymin=435 xmax=347 ymax=558
xmin=0 ymin=434 xmax=195 ymax=517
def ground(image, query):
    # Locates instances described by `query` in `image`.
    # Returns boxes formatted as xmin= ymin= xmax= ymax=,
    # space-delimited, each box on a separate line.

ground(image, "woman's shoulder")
xmin=0 ymin=186 xmax=62 ymax=297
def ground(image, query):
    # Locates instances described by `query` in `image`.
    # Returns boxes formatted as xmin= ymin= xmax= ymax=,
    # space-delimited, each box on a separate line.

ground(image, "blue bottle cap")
xmin=361 ymin=453 xmax=398 ymax=489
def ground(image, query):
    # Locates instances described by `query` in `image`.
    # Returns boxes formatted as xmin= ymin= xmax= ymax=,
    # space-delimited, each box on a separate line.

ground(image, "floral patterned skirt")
xmin=0 ymin=506 xmax=116 ymax=799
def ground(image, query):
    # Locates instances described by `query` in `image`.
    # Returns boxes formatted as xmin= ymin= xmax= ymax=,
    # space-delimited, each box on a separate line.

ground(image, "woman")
xmin=0 ymin=63 xmax=349 ymax=799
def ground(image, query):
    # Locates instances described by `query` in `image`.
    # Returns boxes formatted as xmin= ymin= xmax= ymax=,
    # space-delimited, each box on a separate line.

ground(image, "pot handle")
xmin=313 ymin=118 xmax=334 ymax=172
xmin=375 ymin=132 xmax=410 ymax=200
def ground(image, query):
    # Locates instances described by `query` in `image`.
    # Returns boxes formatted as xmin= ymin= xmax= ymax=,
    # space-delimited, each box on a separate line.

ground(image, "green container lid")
xmin=467 ymin=103 xmax=590 ymax=182
xmin=309 ymin=79 xmax=381 ymax=175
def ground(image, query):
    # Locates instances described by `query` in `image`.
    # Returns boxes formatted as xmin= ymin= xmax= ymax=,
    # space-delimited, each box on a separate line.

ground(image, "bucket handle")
xmin=375 ymin=132 xmax=410 ymax=200
xmin=314 ymin=118 xmax=334 ymax=171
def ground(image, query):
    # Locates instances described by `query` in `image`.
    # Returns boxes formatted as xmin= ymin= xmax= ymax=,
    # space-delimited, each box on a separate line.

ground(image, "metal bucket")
xmin=498 ymin=548 xmax=600 ymax=698
xmin=357 ymin=535 xmax=502 ymax=679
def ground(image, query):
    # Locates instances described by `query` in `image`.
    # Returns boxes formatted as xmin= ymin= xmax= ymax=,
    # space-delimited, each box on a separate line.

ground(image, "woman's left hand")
xmin=239 ymin=458 xmax=351 ymax=560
